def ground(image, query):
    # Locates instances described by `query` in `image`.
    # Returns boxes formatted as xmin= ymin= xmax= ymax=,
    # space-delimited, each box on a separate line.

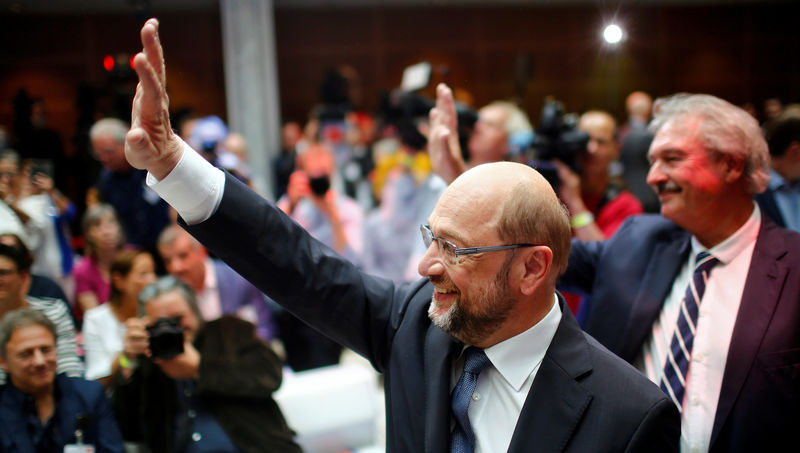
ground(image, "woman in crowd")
xmin=83 ymin=248 xmax=156 ymax=387
xmin=73 ymin=203 xmax=125 ymax=323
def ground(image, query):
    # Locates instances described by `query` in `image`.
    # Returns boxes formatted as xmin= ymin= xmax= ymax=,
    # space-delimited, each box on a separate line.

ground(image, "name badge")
xmin=64 ymin=445 xmax=95 ymax=453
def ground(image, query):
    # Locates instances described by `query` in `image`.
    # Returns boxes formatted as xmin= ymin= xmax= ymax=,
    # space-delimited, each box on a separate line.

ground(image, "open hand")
xmin=428 ymin=83 xmax=466 ymax=185
xmin=126 ymin=18 xmax=184 ymax=180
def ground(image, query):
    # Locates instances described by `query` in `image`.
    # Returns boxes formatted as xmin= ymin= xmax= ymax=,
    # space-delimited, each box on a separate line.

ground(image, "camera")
xmin=527 ymin=97 xmax=589 ymax=190
xmin=147 ymin=316 xmax=184 ymax=359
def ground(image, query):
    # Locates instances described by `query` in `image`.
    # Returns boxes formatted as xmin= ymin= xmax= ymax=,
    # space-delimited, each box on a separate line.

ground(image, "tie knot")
xmin=462 ymin=347 xmax=491 ymax=376
xmin=694 ymin=251 xmax=719 ymax=274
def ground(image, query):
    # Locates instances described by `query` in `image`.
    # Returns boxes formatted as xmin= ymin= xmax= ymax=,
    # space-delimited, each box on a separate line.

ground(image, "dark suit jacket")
xmin=755 ymin=187 xmax=787 ymax=228
xmin=112 ymin=316 xmax=300 ymax=453
xmin=563 ymin=214 xmax=800 ymax=452
xmin=0 ymin=374 xmax=123 ymax=453
xmin=184 ymin=173 xmax=679 ymax=452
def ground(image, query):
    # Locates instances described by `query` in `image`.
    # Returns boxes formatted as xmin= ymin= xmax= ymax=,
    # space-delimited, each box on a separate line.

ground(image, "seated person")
xmin=157 ymin=225 xmax=277 ymax=342
xmin=0 ymin=243 xmax=82 ymax=384
xmin=73 ymin=204 xmax=126 ymax=322
xmin=0 ymin=232 xmax=72 ymax=309
xmin=83 ymin=248 xmax=156 ymax=387
xmin=0 ymin=308 xmax=123 ymax=452
xmin=112 ymin=276 xmax=300 ymax=453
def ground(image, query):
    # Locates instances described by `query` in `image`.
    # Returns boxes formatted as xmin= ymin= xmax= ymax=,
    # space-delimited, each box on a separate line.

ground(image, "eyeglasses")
xmin=420 ymin=224 xmax=535 ymax=265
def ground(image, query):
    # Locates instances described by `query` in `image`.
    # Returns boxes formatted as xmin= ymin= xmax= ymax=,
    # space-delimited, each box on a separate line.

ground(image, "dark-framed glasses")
xmin=420 ymin=224 xmax=535 ymax=265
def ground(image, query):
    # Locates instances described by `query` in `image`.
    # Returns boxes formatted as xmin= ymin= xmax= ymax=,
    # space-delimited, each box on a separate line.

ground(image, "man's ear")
xmin=518 ymin=246 xmax=553 ymax=296
xmin=20 ymin=271 xmax=31 ymax=299
xmin=721 ymin=154 xmax=746 ymax=183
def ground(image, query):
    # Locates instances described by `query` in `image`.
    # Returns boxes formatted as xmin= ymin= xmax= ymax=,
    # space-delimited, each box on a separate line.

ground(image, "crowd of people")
xmin=0 ymin=16 xmax=798 ymax=453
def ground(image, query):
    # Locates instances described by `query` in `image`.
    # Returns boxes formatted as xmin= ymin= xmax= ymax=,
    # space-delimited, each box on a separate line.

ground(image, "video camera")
xmin=527 ymin=97 xmax=589 ymax=190
xmin=378 ymin=61 xmax=478 ymax=157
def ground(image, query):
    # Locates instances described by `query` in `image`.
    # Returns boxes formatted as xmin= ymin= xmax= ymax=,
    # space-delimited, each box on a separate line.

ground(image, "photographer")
xmin=276 ymin=143 xmax=363 ymax=265
xmin=112 ymin=276 xmax=300 ymax=453
xmin=553 ymin=110 xmax=643 ymax=241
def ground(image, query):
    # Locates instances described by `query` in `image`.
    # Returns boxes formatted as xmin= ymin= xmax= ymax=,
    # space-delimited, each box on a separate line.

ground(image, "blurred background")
xmin=0 ymin=0 xmax=798 ymax=221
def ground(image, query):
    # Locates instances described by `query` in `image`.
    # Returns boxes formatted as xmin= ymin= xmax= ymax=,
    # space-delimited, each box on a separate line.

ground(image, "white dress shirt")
xmin=635 ymin=204 xmax=761 ymax=453
xmin=195 ymin=257 xmax=222 ymax=320
xmin=452 ymin=295 xmax=562 ymax=453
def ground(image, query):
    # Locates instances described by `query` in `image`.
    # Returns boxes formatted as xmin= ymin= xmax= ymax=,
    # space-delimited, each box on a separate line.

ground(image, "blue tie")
xmin=451 ymin=347 xmax=492 ymax=453
xmin=660 ymin=251 xmax=719 ymax=411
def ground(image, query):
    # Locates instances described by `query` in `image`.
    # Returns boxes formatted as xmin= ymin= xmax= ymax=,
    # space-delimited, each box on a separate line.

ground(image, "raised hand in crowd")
xmin=427 ymin=83 xmax=466 ymax=184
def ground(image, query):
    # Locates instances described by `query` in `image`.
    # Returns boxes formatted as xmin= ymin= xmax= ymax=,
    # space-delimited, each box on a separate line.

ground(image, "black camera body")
xmin=147 ymin=316 xmax=184 ymax=360
xmin=527 ymin=98 xmax=590 ymax=190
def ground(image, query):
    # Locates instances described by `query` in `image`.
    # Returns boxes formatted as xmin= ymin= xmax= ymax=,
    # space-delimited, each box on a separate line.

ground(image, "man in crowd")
xmin=756 ymin=105 xmax=800 ymax=231
xmin=277 ymin=143 xmax=364 ymax=264
xmin=618 ymin=91 xmax=661 ymax=212
xmin=112 ymin=276 xmax=300 ymax=453
xmin=0 ymin=308 xmax=123 ymax=452
xmin=122 ymin=19 xmax=678 ymax=452
xmin=90 ymin=118 xmax=169 ymax=263
xmin=157 ymin=225 xmax=276 ymax=341
xmin=275 ymin=142 xmax=361 ymax=369
xmin=562 ymin=93 xmax=800 ymax=451
xmin=554 ymin=110 xmax=643 ymax=241
xmin=0 ymin=243 xmax=82 ymax=384
xmin=399 ymin=92 xmax=533 ymax=281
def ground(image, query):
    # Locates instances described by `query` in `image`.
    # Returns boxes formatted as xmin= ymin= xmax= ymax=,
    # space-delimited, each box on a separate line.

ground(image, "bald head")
xmin=626 ymin=91 xmax=653 ymax=122
xmin=443 ymin=162 xmax=571 ymax=276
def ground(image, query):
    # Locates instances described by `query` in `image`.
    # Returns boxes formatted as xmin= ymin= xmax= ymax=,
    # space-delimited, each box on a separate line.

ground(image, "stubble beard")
xmin=428 ymin=259 xmax=515 ymax=345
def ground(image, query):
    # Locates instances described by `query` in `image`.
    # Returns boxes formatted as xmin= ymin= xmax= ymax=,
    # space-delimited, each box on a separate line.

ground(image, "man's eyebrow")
xmin=648 ymin=147 xmax=684 ymax=161
xmin=435 ymin=225 xmax=469 ymax=246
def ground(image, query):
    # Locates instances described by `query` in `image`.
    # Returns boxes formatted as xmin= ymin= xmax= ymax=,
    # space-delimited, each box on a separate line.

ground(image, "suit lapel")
xmin=0 ymin=383 xmax=37 ymax=452
xmin=619 ymin=230 xmax=690 ymax=362
xmin=507 ymin=299 xmax=593 ymax=453
xmin=711 ymin=219 xmax=788 ymax=445
xmin=423 ymin=325 xmax=461 ymax=453
xmin=54 ymin=375 xmax=79 ymax=445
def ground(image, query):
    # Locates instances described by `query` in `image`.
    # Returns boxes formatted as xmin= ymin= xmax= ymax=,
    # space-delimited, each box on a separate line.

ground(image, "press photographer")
xmin=112 ymin=276 xmax=300 ymax=453
xmin=544 ymin=108 xmax=643 ymax=241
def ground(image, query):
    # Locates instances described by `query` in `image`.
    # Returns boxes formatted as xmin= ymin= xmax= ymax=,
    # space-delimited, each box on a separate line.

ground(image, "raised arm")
xmin=125 ymin=18 xmax=184 ymax=180
xmin=428 ymin=83 xmax=467 ymax=185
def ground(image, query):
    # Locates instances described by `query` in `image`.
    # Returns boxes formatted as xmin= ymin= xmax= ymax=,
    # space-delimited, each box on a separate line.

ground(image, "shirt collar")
xmin=691 ymin=202 xmax=761 ymax=266
xmin=768 ymin=169 xmax=788 ymax=191
xmin=481 ymin=294 xmax=562 ymax=392
xmin=203 ymin=258 xmax=217 ymax=291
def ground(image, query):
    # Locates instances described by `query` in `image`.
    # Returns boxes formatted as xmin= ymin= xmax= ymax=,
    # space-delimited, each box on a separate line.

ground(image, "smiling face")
xmin=417 ymin=167 xmax=522 ymax=346
xmin=0 ymin=324 xmax=56 ymax=396
xmin=647 ymin=118 xmax=732 ymax=234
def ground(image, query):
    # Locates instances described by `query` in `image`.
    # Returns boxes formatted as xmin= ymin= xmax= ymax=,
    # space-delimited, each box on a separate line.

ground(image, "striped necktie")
xmin=451 ymin=347 xmax=491 ymax=453
xmin=660 ymin=251 xmax=719 ymax=410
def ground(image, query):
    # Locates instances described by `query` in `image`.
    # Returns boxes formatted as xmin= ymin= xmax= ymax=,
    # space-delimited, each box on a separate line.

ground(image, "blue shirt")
xmin=768 ymin=169 xmax=800 ymax=232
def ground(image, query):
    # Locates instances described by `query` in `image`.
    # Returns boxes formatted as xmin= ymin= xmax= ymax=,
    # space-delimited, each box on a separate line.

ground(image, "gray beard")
xmin=427 ymin=260 xmax=515 ymax=345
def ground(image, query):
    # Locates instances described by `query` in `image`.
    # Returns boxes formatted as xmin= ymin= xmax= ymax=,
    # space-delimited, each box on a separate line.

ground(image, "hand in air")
xmin=126 ymin=18 xmax=184 ymax=180
xmin=428 ymin=83 xmax=467 ymax=185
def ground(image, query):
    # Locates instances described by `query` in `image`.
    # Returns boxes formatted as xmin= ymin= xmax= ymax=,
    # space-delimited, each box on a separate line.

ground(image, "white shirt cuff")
xmin=146 ymin=139 xmax=225 ymax=224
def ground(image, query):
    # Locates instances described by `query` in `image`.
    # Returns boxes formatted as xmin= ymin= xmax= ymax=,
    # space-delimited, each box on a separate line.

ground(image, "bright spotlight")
xmin=603 ymin=24 xmax=623 ymax=44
